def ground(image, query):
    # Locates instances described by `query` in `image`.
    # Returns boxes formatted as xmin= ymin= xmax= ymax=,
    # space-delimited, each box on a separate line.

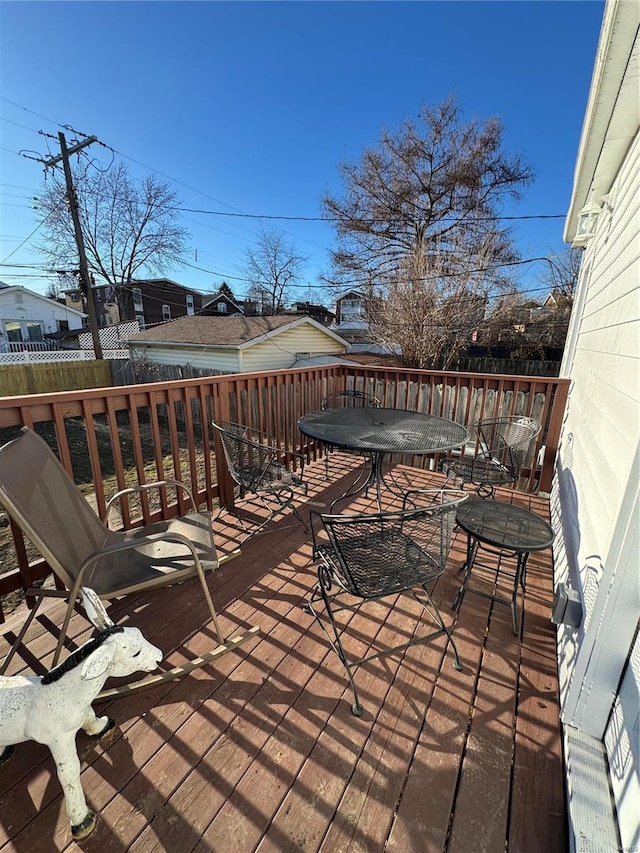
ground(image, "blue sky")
xmin=0 ymin=1 xmax=604 ymax=305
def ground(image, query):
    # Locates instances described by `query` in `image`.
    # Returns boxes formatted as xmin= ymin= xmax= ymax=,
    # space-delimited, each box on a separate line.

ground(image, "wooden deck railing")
xmin=0 ymin=364 xmax=568 ymax=620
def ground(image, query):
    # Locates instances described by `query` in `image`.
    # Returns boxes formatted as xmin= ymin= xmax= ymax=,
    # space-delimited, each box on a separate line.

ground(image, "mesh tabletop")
xmin=456 ymin=498 xmax=554 ymax=553
xmin=298 ymin=408 xmax=469 ymax=455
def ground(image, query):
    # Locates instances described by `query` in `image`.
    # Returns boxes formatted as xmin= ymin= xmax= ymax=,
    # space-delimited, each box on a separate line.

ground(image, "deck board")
xmin=0 ymin=456 xmax=564 ymax=852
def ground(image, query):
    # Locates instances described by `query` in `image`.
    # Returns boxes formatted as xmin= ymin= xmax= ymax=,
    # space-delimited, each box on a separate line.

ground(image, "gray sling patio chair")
xmin=212 ymin=420 xmax=309 ymax=542
xmin=442 ymin=416 xmax=541 ymax=498
xmin=306 ymin=488 xmax=468 ymax=715
xmin=320 ymin=389 xmax=382 ymax=476
xmin=0 ymin=428 xmax=258 ymax=699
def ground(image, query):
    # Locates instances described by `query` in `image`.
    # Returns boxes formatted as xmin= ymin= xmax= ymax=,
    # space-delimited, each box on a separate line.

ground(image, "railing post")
xmin=539 ymin=379 xmax=570 ymax=493
xmin=211 ymin=380 xmax=236 ymax=508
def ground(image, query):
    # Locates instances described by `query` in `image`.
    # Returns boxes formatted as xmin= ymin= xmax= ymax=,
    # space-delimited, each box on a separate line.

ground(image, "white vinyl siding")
xmin=0 ymin=289 xmax=85 ymax=335
xmin=129 ymin=345 xmax=241 ymax=373
xmin=553 ymin=126 xmax=639 ymax=851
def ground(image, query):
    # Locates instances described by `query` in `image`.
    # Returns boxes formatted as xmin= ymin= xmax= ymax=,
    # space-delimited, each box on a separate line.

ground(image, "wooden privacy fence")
xmin=0 ymin=364 xmax=568 ymax=620
xmin=0 ymin=359 xmax=112 ymax=397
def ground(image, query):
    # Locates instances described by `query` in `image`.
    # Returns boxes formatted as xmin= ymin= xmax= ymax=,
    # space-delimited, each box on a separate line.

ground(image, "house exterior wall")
xmin=124 ymin=280 xmax=203 ymax=328
xmin=65 ymin=285 xmax=120 ymax=327
xmin=553 ymin=121 xmax=639 ymax=850
xmin=129 ymin=344 xmax=241 ymax=373
xmin=0 ymin=288 xmax=85 ymax=345
xmin=240 ymin=325 xmax=347 ymax=372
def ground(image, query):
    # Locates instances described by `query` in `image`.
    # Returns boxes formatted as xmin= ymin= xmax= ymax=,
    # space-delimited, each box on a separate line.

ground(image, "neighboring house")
xmin=284 ymin=302 xmax=335 ymax=326
xmin=128 ymin=314 xmax=349 ymax=373
xmin=332 ymin=289 xmax=381 ymax=343
xmin=553 ymin=2 xmax=639 ymax=851
xmin=65 ymin=278 xmax=205 ymax=330
xmin=65 ymin=283 xmax=119 ymax=328
xmin=200 ymin=291 xmax=246 ymax=317
xmin=0 ymin=283 xmax=86 ymax=351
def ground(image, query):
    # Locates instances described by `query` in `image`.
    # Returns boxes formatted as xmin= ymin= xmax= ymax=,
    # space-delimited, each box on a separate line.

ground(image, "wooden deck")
xmin=0 ymin=456 xmax=565 ymax=852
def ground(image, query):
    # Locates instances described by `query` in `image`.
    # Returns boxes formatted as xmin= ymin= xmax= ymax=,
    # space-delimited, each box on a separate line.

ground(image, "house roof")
xmin=200 ymin=292 xmax=245 ymax=313
xmin=0 ymin=285 xmax=86 ymax=317
xmin=564 ymin=0 xmax=639 ymax=241
xmin=131 ymin=278 xmax=205 ymax=296
xmin=129 ymin=314 xmax=349 ymax=350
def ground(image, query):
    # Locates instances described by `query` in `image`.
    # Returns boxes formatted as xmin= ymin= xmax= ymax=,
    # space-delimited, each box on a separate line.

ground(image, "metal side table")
xmin=453 ymin=498 xmax=554 ymax=635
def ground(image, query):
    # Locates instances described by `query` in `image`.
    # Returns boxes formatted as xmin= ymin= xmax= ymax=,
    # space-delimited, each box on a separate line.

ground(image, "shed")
xmin=128 ymin=314 xmax=349 ymax=373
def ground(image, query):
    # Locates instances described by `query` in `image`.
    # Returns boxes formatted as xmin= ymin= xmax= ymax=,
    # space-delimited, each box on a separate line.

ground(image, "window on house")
xmin=217 ymin=302 xmax=227 ymax=313
xmin=162 ymin=304 xmax=171 ymax=321
xmin=4 ymin=320 xmax=45 ymax=342
xmin=132 ymin=288 xmax=143 ymax=311
xmin=186 ymin=294 xmax=195 ymax=315
xmin=135 ymin=314 xmax=145 ymax=330
xmin=5 ymin=321 xmax=23 ymax=343
xmin=57 ymin=320 xmax=70 ymax=332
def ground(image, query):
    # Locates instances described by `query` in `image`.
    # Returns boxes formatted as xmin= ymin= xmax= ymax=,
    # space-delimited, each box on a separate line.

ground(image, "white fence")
xmin=78 ymin=321 xmax=140 ymax=350
xmin=4 ymin=341 xmax=62 ymax=353
xmin=0 ymin=349 xmax=130 ymax=365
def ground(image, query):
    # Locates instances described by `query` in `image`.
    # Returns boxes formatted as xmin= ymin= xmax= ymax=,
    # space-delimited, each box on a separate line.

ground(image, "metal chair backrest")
xmin=0 ymin=429 xmax=113 ymax=591
xmin=315 ymin=490 xmax=467 ymax=598
xmin=321 ymin=390 xmax=381 ymax=410
xmin=212 ymin=420 xmax=281 ymax=491
xmin=476 ymin=417 xmax=541 ymax=481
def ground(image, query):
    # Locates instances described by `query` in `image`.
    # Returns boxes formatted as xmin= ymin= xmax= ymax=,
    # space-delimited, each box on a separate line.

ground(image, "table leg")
xmin=329 ymin=452 xmax=380 ymax=513
xmin=453 ymin=533 xmax=479 ymax=612
xmin=511 ymin=551 xmax=529 ymax=636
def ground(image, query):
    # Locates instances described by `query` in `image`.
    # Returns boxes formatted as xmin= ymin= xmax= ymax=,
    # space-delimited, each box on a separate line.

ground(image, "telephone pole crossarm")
xmin=42 ymin=136 xmax=98 ymax=170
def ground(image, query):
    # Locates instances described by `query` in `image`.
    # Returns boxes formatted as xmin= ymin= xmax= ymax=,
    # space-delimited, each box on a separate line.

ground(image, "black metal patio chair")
xmin=306 ymin=488 xmax=468 ymax=715
xmin=320 ymin=389 xmax=382 ymax=476
xmin=212 ymin=420 xmax=309 ymax=542
xmin=442 ymin=416 xmax=541 ymax=497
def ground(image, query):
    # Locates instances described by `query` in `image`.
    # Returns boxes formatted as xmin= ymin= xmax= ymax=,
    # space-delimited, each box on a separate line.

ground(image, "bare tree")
xmin=35 ymin=160 xmax=188 ymax=317
xmin=322 ymin=97 xmax=534 ymax=365
xmin=243 ymin=228 xmax=308 ymax=315
xmin=323 ymin=97 xmax=532 ymax=284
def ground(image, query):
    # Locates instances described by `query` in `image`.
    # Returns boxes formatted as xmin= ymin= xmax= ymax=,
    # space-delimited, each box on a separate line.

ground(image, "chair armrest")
xmin=104 ymin=479 xmax=198 ymax=528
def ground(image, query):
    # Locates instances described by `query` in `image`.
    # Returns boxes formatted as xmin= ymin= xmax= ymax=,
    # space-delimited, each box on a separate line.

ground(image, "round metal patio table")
xmin=453 ymin=498 xmax=555 ymax=635
xmin=298 ymin=407 xmax=469 ymax=511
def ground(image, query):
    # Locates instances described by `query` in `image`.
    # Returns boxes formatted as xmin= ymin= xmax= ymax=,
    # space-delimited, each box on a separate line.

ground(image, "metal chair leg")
xmin=305 ymin=582 xmax=364 ymax=716
xmin=421 ymin=585 xmax=463 ymax=671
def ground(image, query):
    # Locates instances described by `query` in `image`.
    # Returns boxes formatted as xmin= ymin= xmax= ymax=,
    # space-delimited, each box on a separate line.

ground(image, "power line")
xmin=0 ymin=252 xmax=567 ymax=297
xmin=178 ymin=206 xmax=566 ymax=224
xmin=0 ymin=219 xmax=47 ymax=264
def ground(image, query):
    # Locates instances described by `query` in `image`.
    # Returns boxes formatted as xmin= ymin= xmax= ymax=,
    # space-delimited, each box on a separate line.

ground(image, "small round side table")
xmin=453 ymin=498 xmax=555 ymax=635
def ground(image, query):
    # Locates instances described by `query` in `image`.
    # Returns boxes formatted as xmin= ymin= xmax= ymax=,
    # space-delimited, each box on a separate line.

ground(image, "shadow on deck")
xmin=0 ymin=455 xmax=565 ymax=852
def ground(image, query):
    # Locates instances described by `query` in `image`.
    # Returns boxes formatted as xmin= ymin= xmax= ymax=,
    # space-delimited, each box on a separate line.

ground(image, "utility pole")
xmin=43 ymin=132 xmax=103 ymax=359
